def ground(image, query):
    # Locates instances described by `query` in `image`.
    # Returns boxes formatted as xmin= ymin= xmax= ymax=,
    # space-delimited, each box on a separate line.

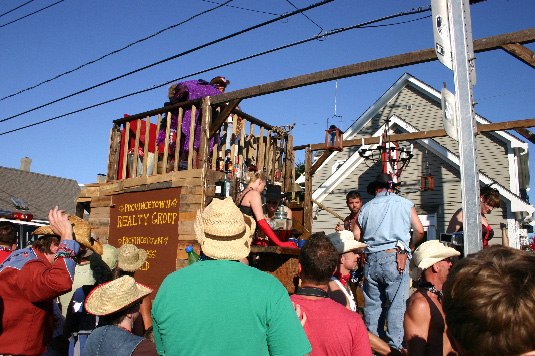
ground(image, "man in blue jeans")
xmin=356 ymin=173 xmax=424 ymax=350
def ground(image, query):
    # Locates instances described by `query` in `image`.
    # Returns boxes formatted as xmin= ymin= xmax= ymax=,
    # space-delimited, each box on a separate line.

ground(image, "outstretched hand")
xmin=48 ymin=206 xmax=73 ymax=241
xmin=279 ymin=241 xmax=298 ymax=248
xmin=292 ymin=302 xmax=307 ymax=327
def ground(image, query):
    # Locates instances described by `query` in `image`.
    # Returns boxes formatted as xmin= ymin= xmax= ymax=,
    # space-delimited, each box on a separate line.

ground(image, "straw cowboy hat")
xmin=327 ymin=231 xmax=368 ymax=254
xmin=118 ymin=244 xmax=148 ymax=272
xmin=367 ymin=173 xmax=401 ymax=195
xmin=409 ymin=240 xmax=460 ymax=281
xmin=32 ymin=214 xmax=103 ymax=255
xmin=194 ymin=197 xmax=256 ymax=260
xmin=100 ymin=244 xmax=119 ymax=271
xmin=85 ymin=276 xmax=153 ymax=316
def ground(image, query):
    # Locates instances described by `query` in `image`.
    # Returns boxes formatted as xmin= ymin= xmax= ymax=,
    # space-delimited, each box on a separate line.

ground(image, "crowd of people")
xmin=0 ymin=172 xmax=533 ymax=356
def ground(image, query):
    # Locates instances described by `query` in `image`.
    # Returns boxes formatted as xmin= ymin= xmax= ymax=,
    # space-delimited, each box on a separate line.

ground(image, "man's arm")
xmin=409 ymin=207 xmax=424 ymax=251
xmin=404 ymin=294 xmax=431 ymax=356
xmin=446 ymin=209 xmax=463 ymax=234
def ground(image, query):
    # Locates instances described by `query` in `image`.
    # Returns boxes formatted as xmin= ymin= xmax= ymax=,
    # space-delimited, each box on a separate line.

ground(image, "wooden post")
xmin=175 ymin=108 xmax=184 ymax=171
xmin=199 ymin=97 xmax=212 ymax=170
xmin=163 ymin=111 xmax=172 ymax=174
xmin=258 ymin=127 xmax=265 ymax=170
xmin=154 ymin=114 xmax=161 ymax=175
xmin=106 ymin=124 xmax=121 ymax=182
xmin=143 ymin=116 xmax=150 ymax=177
xmin=132 ymin=119 xmax=141 ymax=178
xmin=188 ymin=105 xmax=197 ymax=170
xmin=284 ymin=135 xmax=294 ymax=191
xmin=121 ymin=121 xmax=130 ymax=179
xmin=247 ymin=123 xmax=255 ymax=167
xmin=303 ymin=146 xmax=313 ymax=236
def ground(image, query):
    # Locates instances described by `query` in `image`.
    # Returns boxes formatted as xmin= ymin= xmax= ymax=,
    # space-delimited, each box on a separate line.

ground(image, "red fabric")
xmin=257 ymin=219 xmax=297 ymax=248
xmin=333 ymin=271 xmax=351 ymax=286
xmin=0 ymin=249 xmax=74 ymax=355
xmin=0 ymin=249 xmax=12 ymax=264
xmin=290 ymin=295 xmax=372 ymax=356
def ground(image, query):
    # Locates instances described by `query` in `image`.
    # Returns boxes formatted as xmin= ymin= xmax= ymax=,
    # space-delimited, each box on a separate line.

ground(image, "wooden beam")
xmin=310 ymin=150 xmax=333 ymax=175
xmin=513 ymin=128 xmax=535 ymax=144
xmin=211 ymin=29 xmax=535 ymax=105
xmin=209 ymin=99 xmax=242 ymax=137
xmin=501 ymin=43 xmax=535 ymax=69
xmin=303 ymin=147 xmax=313 ymax=236
xmin=296 ymin=118 xmax=535 ymax=151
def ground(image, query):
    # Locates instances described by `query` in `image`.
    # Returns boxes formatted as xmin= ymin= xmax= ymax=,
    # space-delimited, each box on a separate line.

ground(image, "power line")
xmin=0 ymin=7 xmax=431 ymax=136
xmin=0 ymin=0 xmax=36 ymax=18
xmin=200 ymin=0 xmax=280 ymax=16
xmin=0 ymin=0 xmax=65 ymax=28
xmin=0 ymin=0 xmax=235 ymax=102
xmin=0 ymin=0 xmax=333 ymax=124
xmin=284 ymin=0 xmax=324 ymax=34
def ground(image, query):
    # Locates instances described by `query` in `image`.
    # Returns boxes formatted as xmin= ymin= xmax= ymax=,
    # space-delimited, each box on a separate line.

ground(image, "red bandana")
xmin=334 ymin=272 xmax=351 ymax=286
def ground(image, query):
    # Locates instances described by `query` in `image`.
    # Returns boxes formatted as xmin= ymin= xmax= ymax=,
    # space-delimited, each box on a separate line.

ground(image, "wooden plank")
xmin=177 ymin=234 xmax=197 ymax=242
xmin=303 ymin=147 xmax=313 ymax=236
xmin=106 ymin=125 xmax=121 ymax=182
xmin=174 ymin=108 xmax=184 ymax=172
xmin=209 ymin=99 xmax=242 ymax=137
xmin=258 ymin=127 xmax=265 ymax=170
xmin=180 ymin=194 xmax=203 ymax=204
xmin=172 ymin=169 xmax=203 ymax=179
xmin=172 ymin=177 xmax=202 ymax=188
xmin=210 ymin=29 xmax=535 ymax=105
xmin=513 ymin=128 xmax=535 ymax=144
xmin=265 ymin=130 xmax=272 ymax=178
xmin=187 ymin=105 xmax=197 ymax=170
xmin=178 ymin=212 xmax=198 ymax=221
xmin=90 ymin=196 xmax=113 ymax=208
xmin=163 ymin=111 xmax=171 ymax=174
xmin=230 ymin=114 xmax=238 ymax=162
xmin=199 ymin=97 xmax=212 ymax=171
xmin=239 ymin=116 xmax=246 ymax=172
xmin=121 ymin=121 xmax=130 ymax=180
xmin=153 ymin=114 xmax=161 ymax=175
xmin=122 ymin=176 xmax=147 ymax=188
xmin=143 ymin=116 xmax=150 ymax=176
xmin=310 ymin=150 xmax=333 ymax=175
xmin=178 ymin=220 xmax=195 ymax=235
xmin=132 ymin=119 xmax=141 ymax=178
xmin=501 ymin=43 xmax=535 ymax=68
xmin=177 ymin=203 xmax=202 ymax=213
xmin=247 ymin=123 xmax=255 ymax=167
xmin=79 ymin=186 xmax=100 ymax=198
xmin=182 ymin=185 xmax=203 ymax=195
xmin=284 ymin=135 xmax=294 ymax=190
xmin=89 ymin=207 xmax=111 ymax=219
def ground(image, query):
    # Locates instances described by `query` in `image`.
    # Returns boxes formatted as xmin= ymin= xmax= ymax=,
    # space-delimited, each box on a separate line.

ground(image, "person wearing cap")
xmin=0 ymin=207 xmax=80 ymax=356
xmin=327 ymin=230 xmax=368 ymax=312
xmin=65 ymin=244 xmax=118 ymax=356
xmin=83 ymin=276 xmax=157 ymax=356
xmin=356 ymin=173 xmax=424 ymax=350
xmin=210 ymin=76 xmax=230 ymax=93
xmin=404 ymin=240 xmax=460 ymax=356
xmin=116 ymin=243 xmax=152 ymax=333
xmin=152 ymin=197 xmax=311 ymax=356
xmin=291 ymin=233 xmax=373 ymax=356
xmin=263 ymin=183 xmax=293 ymax=232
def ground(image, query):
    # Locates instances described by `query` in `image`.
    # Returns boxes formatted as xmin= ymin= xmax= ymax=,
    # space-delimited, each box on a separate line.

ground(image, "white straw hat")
xmin=194 ymin=197 xmax=256 ymax=260
xmin=409 ymin=240 xmax=460 ymax=281
xmin=85 ymin=276 xmax=153 ymax=316
xmin=118 ymin=244 xmax=148 ymax=272
xmin=101 ymin=244 xmax=118 ymax=271
xmin=327 ymin=230 xmax=368 ymax=254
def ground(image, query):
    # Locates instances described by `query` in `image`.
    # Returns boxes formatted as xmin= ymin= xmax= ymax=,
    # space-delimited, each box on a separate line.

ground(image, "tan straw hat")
xmin=118 ymin=244 xmax=148 ymax=272
xmin=194 ymin=197 xmax=256 ymax=260
xmin=101 ymin=244 xmax=118 ymax=271
xmin=409 ymin=240 xmax=460 ymax=281
xmin=327 ymin=230 xmax=368 ymax=254
xmin=32 ymin=214 xmax=103 ymax=255
xmin=85 ymin=276 xmax=153 ymax=316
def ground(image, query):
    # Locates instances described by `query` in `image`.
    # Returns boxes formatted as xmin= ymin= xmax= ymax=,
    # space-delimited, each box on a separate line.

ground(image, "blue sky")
xmin=0 ymin=0 xmax=533 ymax=202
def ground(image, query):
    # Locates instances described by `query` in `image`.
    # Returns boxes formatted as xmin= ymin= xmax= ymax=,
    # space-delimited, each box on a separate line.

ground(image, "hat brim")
xmin=85 ymin=279 xmax=153 ymax=316
xmin=195 ymin=212 xmax=255 ymax=260
xmin=343 ymin=240 xmax=368 ymax=253
xmin=119 ymin=248 xmax=148 ymax=272
xmin=409 ymin=248 xmax=460 ymax=281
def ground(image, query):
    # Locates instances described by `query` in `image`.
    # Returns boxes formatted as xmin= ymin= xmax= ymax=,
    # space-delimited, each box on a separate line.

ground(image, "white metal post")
xmin=448 ymin=0 xmax=482 ymax=255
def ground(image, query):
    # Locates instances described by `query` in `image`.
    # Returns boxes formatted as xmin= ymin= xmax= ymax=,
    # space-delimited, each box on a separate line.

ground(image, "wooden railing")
xmin=107 ymin=97 xmax=296 ymax=191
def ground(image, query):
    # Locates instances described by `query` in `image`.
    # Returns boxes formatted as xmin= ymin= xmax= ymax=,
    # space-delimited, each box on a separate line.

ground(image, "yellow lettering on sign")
xmin=118 ymin=236 xmax=170 ymax=246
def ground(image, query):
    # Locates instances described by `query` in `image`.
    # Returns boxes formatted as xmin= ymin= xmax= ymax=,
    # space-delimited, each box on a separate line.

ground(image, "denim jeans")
xmin=363 ymin=250 xmax=409 ymax=349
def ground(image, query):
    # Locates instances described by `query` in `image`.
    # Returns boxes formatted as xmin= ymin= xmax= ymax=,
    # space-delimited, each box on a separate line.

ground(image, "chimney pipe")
xmin=20 ymin=157 xmax=32 ymax=172
xmin=96 ymin=174 xmax=106 ymax=183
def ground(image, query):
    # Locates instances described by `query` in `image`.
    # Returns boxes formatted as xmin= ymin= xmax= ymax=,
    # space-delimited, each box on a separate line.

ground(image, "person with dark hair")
xmin=0 ymin=207 xmax=80 ymax=356
xmin=0 ymin=221 xmax=17 ymax=263
xmin=356 ymin=173 xmax=424 ymax=350
xmin=446 ymin=186 xmax=507 ymax=247
xmin=442 ymin=245 xmax=535 ymax=356
xmin=335 ymin=190 xmax=362 ymax=240
xmin=83 ymin=276 xmax=157 ymax=356
xmin=291 ymin=233 xmax=372 ymax=356
xmin=404 ymin=241 xmax=460 ymax=356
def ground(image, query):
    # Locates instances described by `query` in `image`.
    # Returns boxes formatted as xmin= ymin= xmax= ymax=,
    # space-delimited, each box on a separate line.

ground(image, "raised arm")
xmin=446 ymin=208 xmax=463 ymax=234
xmin=409 ymin=207 xmax=424 ymax=251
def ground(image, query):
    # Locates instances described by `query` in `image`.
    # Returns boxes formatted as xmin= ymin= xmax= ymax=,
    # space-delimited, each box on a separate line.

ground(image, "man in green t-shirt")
xmin=152 ymin=197 xmax=311 ymax=356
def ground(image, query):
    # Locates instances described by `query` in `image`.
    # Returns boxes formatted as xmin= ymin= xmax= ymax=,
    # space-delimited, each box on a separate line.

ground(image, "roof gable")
xmin=0 ymin=166 xmax=81 ymax=220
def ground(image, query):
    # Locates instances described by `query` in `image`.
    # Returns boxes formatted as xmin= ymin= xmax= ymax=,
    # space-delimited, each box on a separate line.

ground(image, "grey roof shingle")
xmin=0 ymin=166 xmax=81 ymax=221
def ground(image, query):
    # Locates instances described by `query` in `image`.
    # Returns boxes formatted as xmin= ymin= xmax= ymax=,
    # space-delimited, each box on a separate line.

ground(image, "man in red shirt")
xmin=291 ymin=234 xmax=372 ymax=356
xmin=0 ymin=207 xmax=80 ymax=356
xmin=0 ymin=221 xmax=17 ymax=263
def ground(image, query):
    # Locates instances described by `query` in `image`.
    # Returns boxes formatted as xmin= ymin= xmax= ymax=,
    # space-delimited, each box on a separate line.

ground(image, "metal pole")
xmin=448 ymin=0 xmax=482 ymax=255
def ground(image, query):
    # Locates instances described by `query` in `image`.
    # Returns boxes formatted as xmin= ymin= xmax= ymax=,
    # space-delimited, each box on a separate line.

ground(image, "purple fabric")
xmin=157 ymin=80 xmax=222 ymax=153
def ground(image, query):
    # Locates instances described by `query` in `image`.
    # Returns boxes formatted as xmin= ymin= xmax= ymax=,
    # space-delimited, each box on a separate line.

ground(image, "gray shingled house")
xmin=300 ymin=73 xmax=533 ymax=248
xmin=0 ymin=159 xmax=81 ymax=247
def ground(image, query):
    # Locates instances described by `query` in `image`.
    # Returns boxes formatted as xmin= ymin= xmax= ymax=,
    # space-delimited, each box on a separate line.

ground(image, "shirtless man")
xmin=405 ymin=241 xmax=460 ymax=356
xmin=335 ymin=191 xmax=362 ymax=240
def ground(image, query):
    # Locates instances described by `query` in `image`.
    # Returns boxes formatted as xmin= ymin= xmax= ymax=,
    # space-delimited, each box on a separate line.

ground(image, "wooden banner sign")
xmin=109 ymin=187 xmax=181 ymax=293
